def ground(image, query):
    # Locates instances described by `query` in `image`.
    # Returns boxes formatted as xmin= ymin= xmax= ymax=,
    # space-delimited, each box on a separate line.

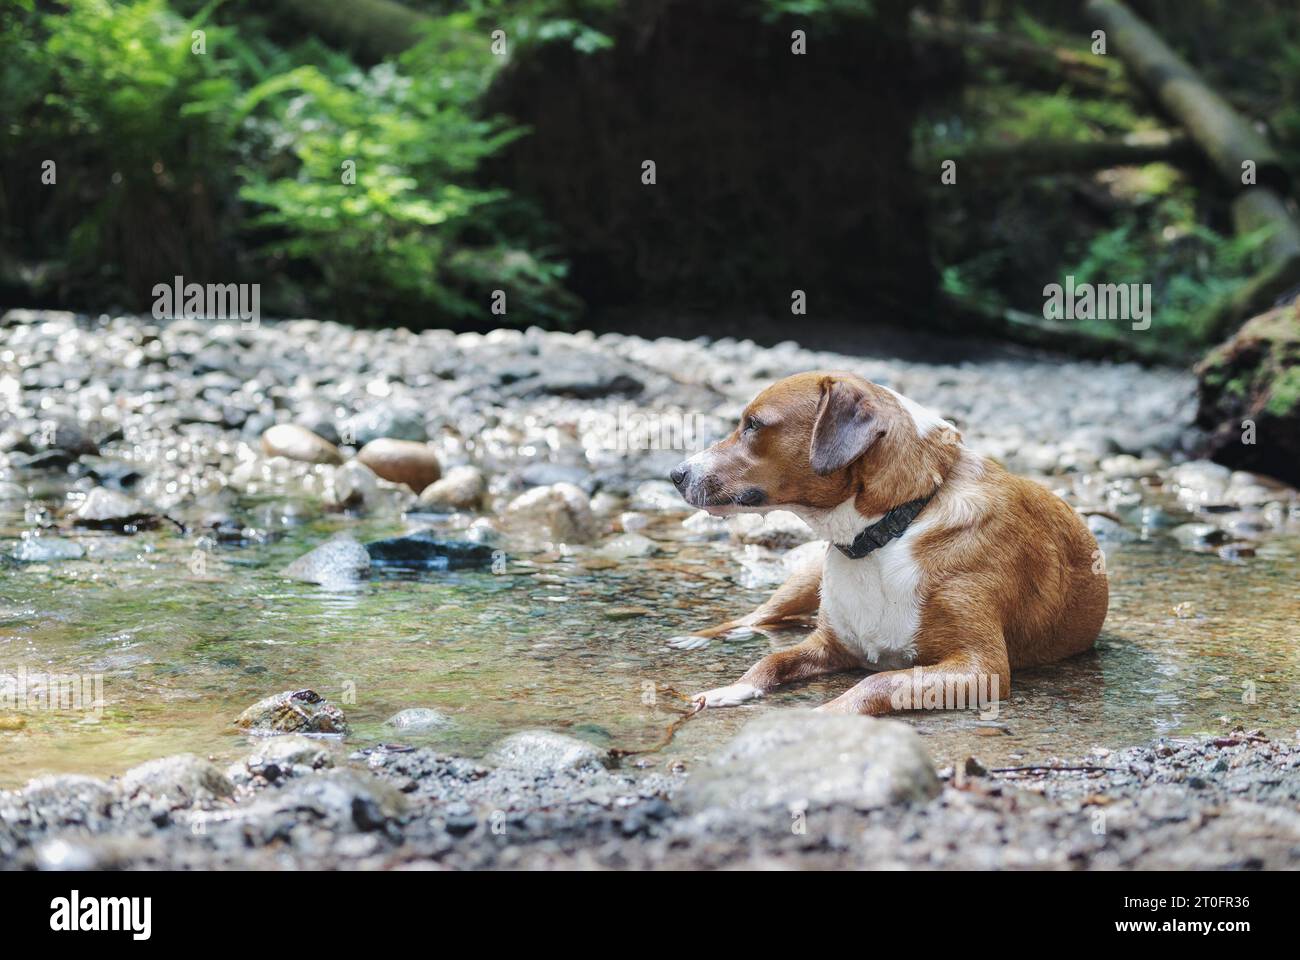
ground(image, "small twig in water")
xmin=607 ymin=685 xmax=703 ymax=759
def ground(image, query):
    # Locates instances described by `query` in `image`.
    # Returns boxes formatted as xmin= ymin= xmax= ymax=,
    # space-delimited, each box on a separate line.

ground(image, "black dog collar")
xmin=835 ymin=494 xmax=934 ymax=559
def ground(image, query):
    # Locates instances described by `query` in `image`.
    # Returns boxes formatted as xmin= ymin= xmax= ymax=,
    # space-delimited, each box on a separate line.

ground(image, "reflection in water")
xmin=1 ymin=505 xmax=1297 ymax=785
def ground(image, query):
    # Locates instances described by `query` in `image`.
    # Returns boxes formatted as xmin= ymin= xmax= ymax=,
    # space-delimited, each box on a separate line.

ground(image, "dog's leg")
xmin=692 ymin=628 xmax=855 ymax=707
xmin=668 ymin=557 xmax=822 ymax=650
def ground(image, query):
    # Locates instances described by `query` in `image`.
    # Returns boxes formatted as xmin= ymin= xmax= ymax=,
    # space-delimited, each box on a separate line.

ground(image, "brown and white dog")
xmin=668 ymin=371 xmax=1108 ymax=715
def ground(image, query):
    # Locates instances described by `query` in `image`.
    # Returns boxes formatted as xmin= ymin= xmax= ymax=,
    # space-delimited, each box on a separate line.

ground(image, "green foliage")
xmin=1059 ymin=202 xmax=1269 ymax=350
xmin=1 ymin=0 xmax=576 ymax=324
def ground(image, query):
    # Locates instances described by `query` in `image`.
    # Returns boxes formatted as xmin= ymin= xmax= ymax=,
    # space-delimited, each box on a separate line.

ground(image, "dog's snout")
xmin=669 ymin=463 xmax=689 ymax=489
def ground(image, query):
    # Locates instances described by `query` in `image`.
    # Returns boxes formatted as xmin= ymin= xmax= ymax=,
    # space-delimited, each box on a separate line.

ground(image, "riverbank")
xmin=1 ymin=308 xmax=1298 ymax=868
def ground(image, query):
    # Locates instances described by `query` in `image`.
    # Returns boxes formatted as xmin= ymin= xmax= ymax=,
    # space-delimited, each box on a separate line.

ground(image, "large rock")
xmin=118 ymin=754 xmax=235 ymax=809
xmin=355 ymin=438 xmax=442 ymax=492
xmin=260 ymin=423 xmax=344 ymax=465
xmin=504 ymin=482 xmax=597 ymax=544
xmin=235 ymin=690 xmax=349 ymax=736
xmin=680 ymin=710 xmax=940 ymax=815
xmin=418 ymin=465 xmax=487 ymax=511
xmin=282 ymin=535 xmax=371 ymax=586
xmin=485 ymin=730 xmax=606 ymax=775
xmin=1196 ymin=303 xmax=1300 ymax=485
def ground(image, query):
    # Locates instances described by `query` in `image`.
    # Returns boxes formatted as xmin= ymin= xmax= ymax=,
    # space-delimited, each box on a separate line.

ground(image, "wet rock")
xmin=11 ymin=535 xmax=85 ymax=562
xmin=71 ymin=487 xmax=155 ymax=529
xmin=384 ymin=708 xmax=452 ymax=731
xmin=1196 ymin=302 xmax=1300 ymax=485
xmin=118 ymin=754 xmax=234 ymax=809
xmin=283 ymin=535 xmax=371 ymax=586
xmin=347 ymin=403 xmax=428 ymax=444
xmin=355 ymin=438 xmax=442 ymax=492
xmin=680 ymin=711 xmax=940 ymax=815
xmin=599 ymin=532 xmax=661 ymax=559
xmin=16 ymin=774 xmax=116 ymax=825
xmin=630 ymin=480 xmax=686 ymax=513
xmin=728 ymin=510 xmax=813 ymax=549
xmin=1086 ymin=513 xmax=1138 ymax=543
xmin=231 ymin=735 xmax=338 ymax=785
xmin=250 ymin=769 xmax=406 ymax=834
xmin=364 ymin=531 xmax=495 ymax=570
xmin=485 ymin=730 xmax=607 ymax=775
xmin=1170 ymin=522 xmax=1230 ymax=549
xmin=504 ymin=482 xmax=597 ymax=544
xmin=324 ymin=459 xmax=380 ymax=509
xmin=418 ymin=465 xmax=486 ymax=511
xmin=1100 ymin=454 xmax=1163 ymax=479
xmin=260 ymin=423 xmax=344 ymax=465
xmin=235 ymin=689 xmax=349 ymax=736
xmin=1170 ymin=460 xmax=1233 ymax=506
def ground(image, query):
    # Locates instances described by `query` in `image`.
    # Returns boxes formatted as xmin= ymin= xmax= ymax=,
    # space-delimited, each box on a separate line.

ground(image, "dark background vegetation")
xmin=3 ymin=0 xmax=1300 ymax=362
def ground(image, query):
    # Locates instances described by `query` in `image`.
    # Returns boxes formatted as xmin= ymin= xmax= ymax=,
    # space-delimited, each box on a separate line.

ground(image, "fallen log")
xmin=1084 ymin=0 xmax=1288 ymax=193
xmin=925 ymin=129 xmax=1193 ymax=183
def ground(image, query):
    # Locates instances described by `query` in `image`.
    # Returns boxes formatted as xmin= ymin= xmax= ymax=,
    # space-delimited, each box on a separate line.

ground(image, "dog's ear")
xmin=809 ymin=377 xmax=886 ymax=475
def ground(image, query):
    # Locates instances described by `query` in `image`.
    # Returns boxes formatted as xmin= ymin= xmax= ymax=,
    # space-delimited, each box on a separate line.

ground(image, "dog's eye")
xmin=744 ymin=417 xmax=762 ymax=434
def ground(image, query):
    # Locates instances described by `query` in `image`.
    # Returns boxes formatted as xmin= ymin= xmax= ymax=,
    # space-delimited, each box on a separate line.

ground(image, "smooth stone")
xmin=249 ymin=734 xmax=337 ymax=767
xmin=728 ymin=510 xmax=814 ymax=549
xmin=282 ymin=535 xmax=371 ymax=586
xmin=629 ymin=480 xmax=687 ymax=512
xmin=12 ymin=535 xmax=85 ymax=562
xmin=504 ymin=482 xmax=597 ymax=544
xmin=118 ymin=754 xmax=235 ymax=808
xmin=260 ymin=423 xmax=344 ymax=465
xmin=418 ymin=465 xmax=486 ymax=511
xmin=364 ymin=531 xmax=495 ymax=570
xmin=680 ymin=710 xmax=941 ymax=815
xmin=71 ymin=487 xmax=151 ymax=527
xmin=1170 ymin=523 xmax=1230 ymax=549
xmin=325 ymin=459 xmax=380 ymax=509
xmin=355 ymin=438 xmax=442 ymax=492
xmin=485 ymin=730 xmax=606 ymax=774
xmin=599 ymin=532 xmax=661 ymax=559
xmin=1086 ymin=514 xmax=1138 ymax=543
xmin=235 ymin=690 xmax=349 ymax=736
xmin=384 ymin=707 xmax=452 ymax=731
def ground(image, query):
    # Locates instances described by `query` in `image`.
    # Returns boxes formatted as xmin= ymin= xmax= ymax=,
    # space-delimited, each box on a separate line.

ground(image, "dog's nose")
xmin=669 ymin=463 xmax=689 ymax=489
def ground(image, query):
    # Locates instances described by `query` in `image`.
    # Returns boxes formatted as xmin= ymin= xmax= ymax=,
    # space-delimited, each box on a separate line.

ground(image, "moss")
xmin=1264 ymin=363 xmax=1300 ymax=416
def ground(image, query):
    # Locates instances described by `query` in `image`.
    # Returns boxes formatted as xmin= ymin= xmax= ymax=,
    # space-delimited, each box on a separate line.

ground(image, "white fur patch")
xmin=883 ymin=385 xmax=952 ymax=439
xmin=819 ymin=536 xmax=924 ymax=670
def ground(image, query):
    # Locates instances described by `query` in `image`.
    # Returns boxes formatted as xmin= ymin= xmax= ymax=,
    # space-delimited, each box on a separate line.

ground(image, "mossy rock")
xmin=1195 ymin=302 xmax=1300 ymax=485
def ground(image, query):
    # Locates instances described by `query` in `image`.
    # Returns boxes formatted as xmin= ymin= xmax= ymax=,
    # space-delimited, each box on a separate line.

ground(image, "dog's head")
xmin=670 ymin=371 xmax=960 ymax=518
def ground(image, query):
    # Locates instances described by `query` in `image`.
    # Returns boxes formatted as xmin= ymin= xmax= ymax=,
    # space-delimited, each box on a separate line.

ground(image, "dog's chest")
xmin=820 ymin=540 xmax=925 ymax=669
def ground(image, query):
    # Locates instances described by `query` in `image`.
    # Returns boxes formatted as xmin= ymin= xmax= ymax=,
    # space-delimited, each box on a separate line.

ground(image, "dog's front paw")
xmin=692 ymin=683 xmax=763 ymax=709
xmin=667 ymin=635 xmax=711 ymax=651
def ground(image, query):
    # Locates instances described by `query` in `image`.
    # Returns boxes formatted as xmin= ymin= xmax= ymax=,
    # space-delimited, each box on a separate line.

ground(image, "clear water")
xmin=2 ymin=500 xmax=1298 ymax=787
